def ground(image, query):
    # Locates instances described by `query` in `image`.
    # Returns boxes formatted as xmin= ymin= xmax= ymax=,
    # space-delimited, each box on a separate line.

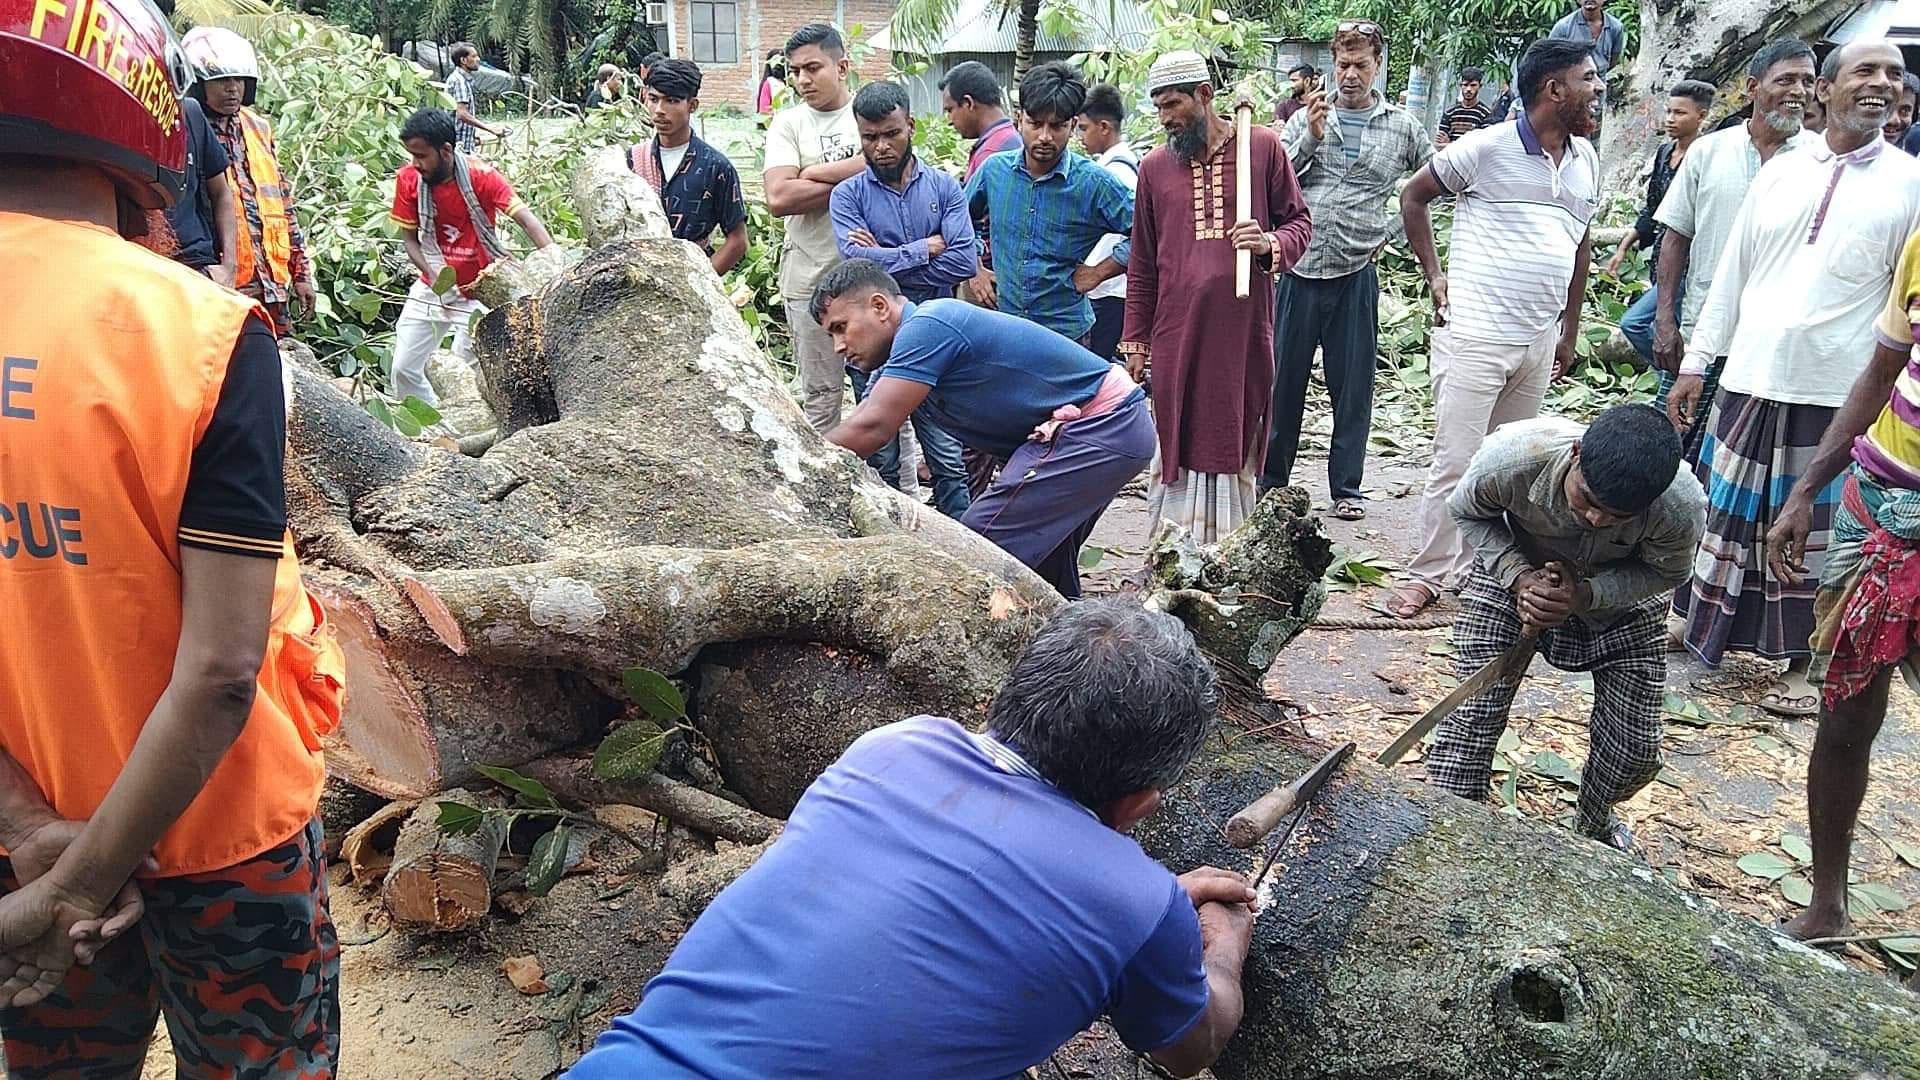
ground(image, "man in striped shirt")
xmin=1381 ymin=38 xmax=1600 ymax=618
xmin=1768 ymin=224 xmax=1920 ymax=944
xmin=1435 ymin=68 xmax=1493 ymax=146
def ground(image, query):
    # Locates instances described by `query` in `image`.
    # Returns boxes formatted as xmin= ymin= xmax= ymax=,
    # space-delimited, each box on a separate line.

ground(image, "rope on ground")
xmin=1309 ymin=613 xmax=1451 ymax=631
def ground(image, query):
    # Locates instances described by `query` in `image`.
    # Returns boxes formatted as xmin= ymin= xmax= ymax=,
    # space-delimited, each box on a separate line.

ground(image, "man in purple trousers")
xmin=815 ymin=258 xmax=1153 ymax=597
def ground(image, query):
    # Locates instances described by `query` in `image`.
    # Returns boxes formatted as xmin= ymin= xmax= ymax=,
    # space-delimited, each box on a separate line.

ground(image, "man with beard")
xmin=1548 ymin=0 xmax=1624 ymax=133
xmin=389 ymin=108 xmax=555 ymax=413
xmin=1117 ymin=50 xmax=1311 ymax=544
xmin=1381 ymin=38 xmax=1601 ymax=618
xmin=830 ymin=80 xmax=977 ymax=517
xmin=1276 ymin=63 xmax=1317 ymax=124
xmin=1264 ymin=22 xmax=1430 ymax=522
xmin=629 ymin=59 xmax=748 ymax=274
xmin=765 ymin=23 xmax=864 ymax=433
xmin=1608 ymin=79 xmax=1714 ymax=367
xmin=1651 ymin=39 xmax=1815 ymax=442
xmin=965 ymin=62 xmax=1136 ymax=345
xmin=1667 ymin=40 xmax=1920 ymax=718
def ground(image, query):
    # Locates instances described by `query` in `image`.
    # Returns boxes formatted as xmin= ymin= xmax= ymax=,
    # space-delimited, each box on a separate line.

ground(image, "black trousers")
xmin=1262 ymin=265 xmax=1378 ymax=501
xmin=1087 ymin=296 xmax=1125 ymax=362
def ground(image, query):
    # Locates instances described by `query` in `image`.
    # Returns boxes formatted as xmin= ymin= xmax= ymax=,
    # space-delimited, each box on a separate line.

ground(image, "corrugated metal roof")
xmin=1827 ymin=0 xmax=1920 ymax=42
xmin=869 ymin=0 xmax=1156 ymax=55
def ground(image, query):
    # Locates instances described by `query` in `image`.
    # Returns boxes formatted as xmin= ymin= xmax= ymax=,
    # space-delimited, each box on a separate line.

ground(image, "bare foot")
xmin=1778 ymin=907 xmax=1855 ymax=943
xmin=1760 ymin=668 xmax=1819 ymax=718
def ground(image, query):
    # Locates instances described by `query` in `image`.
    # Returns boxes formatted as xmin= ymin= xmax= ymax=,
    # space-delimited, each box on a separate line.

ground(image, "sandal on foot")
xmin=1371 ymin=581 xmax=1438 ymax=620
xmin=1331 ymin=497 xmax=1367 ymax=521
xmin=1759 ymin=672 xmax=1819 ymax=718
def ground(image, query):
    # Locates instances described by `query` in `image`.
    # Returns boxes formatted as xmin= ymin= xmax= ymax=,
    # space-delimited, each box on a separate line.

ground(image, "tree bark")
xmin=1014 ymin=0 xmax=1038 ymax=82
xmin=289 ymin=173 xmax=1061 ymax=802
xmin=381 ymin=789 xmax=508 ymax=932
xmin=517 ymin=755 xmax=780 ymax=845
xmin=1131 ymin=728 xmax=1920 ymax=1079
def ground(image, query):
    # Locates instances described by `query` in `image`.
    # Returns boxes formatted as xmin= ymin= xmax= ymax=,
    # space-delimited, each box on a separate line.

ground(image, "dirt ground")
xmin=126 ymin=417 xmax=1920 ymax=1078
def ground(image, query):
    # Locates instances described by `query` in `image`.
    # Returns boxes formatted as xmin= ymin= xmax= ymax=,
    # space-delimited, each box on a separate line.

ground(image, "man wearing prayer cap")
xmin=630 ymin=58 xmax=748 ymax=273
xmin=1119 ymin=49 xmax=1314 ymax=543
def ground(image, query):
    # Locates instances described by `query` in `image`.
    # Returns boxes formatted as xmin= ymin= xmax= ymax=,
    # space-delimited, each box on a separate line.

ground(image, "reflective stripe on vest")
xmin=230 ymin=107 xmax=295 ymax=291
xmin=0 ymin=213 xmax=339 ymax=875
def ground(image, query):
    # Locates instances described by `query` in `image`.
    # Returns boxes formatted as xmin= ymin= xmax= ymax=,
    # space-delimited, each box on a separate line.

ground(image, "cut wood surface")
xmin=381 ymin=788 xmax=507 ymax=932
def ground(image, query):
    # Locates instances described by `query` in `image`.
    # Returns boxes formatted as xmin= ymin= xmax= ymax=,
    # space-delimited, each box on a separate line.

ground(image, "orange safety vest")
xmin=229 ymin=107 xmax=295 ymax=292
xmin=0 ymin=211 xmax=342 ymax=876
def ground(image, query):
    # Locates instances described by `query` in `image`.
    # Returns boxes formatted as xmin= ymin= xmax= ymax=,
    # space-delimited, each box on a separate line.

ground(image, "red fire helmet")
xmin=0 ymin=0 xmax=191 ymax=209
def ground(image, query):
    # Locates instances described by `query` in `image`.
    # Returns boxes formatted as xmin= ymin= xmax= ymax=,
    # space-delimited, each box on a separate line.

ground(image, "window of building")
xmin=690 ymin=1 xmax=738 ymax=64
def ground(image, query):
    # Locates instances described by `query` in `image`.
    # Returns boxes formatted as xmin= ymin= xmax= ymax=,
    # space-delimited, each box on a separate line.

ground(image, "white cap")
xmin=1146 ymin=50 xmax=1212 ymax=95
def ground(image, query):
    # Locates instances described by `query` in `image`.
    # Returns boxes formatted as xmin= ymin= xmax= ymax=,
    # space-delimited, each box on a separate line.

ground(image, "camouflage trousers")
xmin=0 ymin=816 xmax=340 ymax=1079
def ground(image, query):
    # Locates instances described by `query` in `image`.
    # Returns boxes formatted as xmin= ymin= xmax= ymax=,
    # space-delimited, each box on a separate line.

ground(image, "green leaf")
xmin=1751 ymin=734 xmax=1783 ymax=755
xmin=1878 ymin=935 xmax=1920 ymax=957
xmin=1498 ymin=767 xmax=1518 ymax=808
xmin=1885 ymin=836 xmax=1920 ymax=870
xmin=1852 ymin=881 xmax=1909 ymax=912
xmin=474 ymin=764 xmax=558 ymax=809
xmin=401 ymin=396 xmax=443 ymax=425
xmin=392 ymin=406 xmax=423 ymax=437
xmin=364 ymin=397 xmax=396 ymax=429
xmin=1528 ymin=750 xmax=1581 ymax=785
xmin=1495 ymin=729 xmax=1521 ymax=754
xmin=436 ymin=800 xmax=486 ymax=835
xmin=1779 ymin=874 xmax=1814 ymax=906
xmin=1737 ymin=852 xmax=1796 ymax=881
xmin=1779 ymin=833 xmax=1813 ymax=866
xmin=431 ymin=265 xmax=459 ymax=294
xmin=592 ymin=720 xmax=669 ymax=780
xmin=524 ymin=824 xmax=572 ymax=897
xmin=1078 ymin=544 xmax=1106 ymax=570
xmin=621 ymin=667 xmax=686 ymax=723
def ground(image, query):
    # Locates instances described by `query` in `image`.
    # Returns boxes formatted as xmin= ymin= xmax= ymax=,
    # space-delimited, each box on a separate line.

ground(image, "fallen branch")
xmin=517 ymin=755 xmax=780 ymax=845
xmin=381 ymin=788 xmax=507 ymax=931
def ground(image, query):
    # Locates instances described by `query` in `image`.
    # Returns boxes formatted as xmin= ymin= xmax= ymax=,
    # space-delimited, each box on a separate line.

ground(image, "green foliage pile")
xmin=254 ymin=16 xmax=652 ymax=383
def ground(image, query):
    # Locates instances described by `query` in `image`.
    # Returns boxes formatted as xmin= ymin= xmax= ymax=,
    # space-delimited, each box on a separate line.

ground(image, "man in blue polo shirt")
xmin=830 ymin=79 xmax=977 ymax=518
xmin=567 ymin=599 xmax=1256 ymax=1079
xmin=814 ymin=259 xmax=1154 ymax=598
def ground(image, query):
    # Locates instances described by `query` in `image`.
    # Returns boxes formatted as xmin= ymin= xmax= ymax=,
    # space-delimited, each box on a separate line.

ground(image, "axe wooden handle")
xmin=1234 ymin=100 xmax=1253 ymax=300
xmin=1226 ymin=783 xmax=1300 ymax=848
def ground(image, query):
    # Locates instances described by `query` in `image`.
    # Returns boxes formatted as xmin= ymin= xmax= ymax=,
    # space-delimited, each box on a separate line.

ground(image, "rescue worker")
xmin=0 ymin=0 xmax=345 ymax=1071
xmin=182 ymin=25 xmax=318 ymax=336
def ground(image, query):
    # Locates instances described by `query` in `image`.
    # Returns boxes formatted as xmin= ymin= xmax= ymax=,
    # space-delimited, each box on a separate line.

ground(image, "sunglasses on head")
xmin=1337 ymin=19 xmax=1384 ymax=41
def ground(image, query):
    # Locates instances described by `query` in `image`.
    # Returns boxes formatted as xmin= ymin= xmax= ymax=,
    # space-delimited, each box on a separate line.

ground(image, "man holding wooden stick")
xmin=1119 ymin=50 xmax=1312 ymax=544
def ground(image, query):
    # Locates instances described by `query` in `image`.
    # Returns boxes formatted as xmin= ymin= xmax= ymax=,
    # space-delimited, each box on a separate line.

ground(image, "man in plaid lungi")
xmin=1425 ymin=406 xmax=1705 ymax=850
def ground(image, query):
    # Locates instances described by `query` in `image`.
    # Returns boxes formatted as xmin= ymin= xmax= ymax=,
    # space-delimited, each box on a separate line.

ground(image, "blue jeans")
xmin=847 ymin=366 xmax=971 ymax=519
xmin=1619 ymin=280 xmax=1683 ymax=368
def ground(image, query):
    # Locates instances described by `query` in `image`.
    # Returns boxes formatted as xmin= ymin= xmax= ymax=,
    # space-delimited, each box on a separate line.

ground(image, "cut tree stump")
xmin=381 ymin=789 xmax=507 ymax=932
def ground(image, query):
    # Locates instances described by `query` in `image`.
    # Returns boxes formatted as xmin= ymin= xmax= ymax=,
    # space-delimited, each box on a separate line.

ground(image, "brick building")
xmin=648 ymin=1 xmax=898 ymax=112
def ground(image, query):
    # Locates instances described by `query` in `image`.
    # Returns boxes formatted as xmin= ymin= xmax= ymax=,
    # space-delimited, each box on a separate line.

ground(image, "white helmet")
xmin=181 ymin=26 xmax=260 ymax=105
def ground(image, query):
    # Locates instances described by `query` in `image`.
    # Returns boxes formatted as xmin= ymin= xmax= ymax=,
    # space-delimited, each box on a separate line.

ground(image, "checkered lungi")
xmin=1809 ymin=465 xmax=1920 ymax=707
xmin=1425 ymin=565 xmax=1669 ymax=835
xmin=1673 ymin=389 xmax=1840 ymax=665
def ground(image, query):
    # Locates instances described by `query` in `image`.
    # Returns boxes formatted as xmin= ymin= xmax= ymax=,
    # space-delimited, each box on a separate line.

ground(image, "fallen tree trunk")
xmin=1132 ymin=730 xmax=1920 ymax=1079
xmin=381 ymin=788 xmax=507 ymax=932
xmin=518 ymin=755 xmax=780 ymax=845
xmin=288 ymin=183 xmax=1060 ymax=800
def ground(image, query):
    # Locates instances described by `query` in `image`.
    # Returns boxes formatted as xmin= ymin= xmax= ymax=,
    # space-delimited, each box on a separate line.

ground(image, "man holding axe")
xmin=1119 ymin=50 xmax=1312 ymax=544
xmin=1416 ymin=405 xmax=1704 ymax=851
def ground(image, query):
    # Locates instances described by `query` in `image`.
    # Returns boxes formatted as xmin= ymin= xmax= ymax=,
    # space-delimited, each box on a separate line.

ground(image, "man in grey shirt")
xmin=1650 ymin=38 xmax=1815 ymax=450
xmin=1425 ymin=406 xmax=1706 ymax=852
xmin=1263 ymin=19 xmax=1432 ymax=520
xmin=1548 ymin=0 xmax=1625 ymax=131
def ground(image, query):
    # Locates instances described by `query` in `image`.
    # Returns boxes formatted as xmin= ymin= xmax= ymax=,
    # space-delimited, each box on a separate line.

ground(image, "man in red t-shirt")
xmin=389 ymin=107 xmax=553 ymax=420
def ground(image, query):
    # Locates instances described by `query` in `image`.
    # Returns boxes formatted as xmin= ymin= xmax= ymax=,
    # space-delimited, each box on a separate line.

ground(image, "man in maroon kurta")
xmin=1119 ymin=51 xmax=1312 ymax=543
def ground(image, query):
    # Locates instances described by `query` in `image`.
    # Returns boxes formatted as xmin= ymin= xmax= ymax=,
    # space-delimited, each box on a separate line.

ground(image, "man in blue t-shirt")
xmin=567 ymin=600 xmax=1256 ymax=1079
xmin=813 ymin=258 xmax=1155 ymax=598
xmin=164 ymin=96 xmax=239 ymax=285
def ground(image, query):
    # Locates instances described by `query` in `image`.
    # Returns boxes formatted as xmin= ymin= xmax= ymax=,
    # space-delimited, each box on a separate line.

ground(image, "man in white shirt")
xmin=1650 ymin=38 xmax=1816 ymax=439
xmin=1668 ymin=40 xmax=1920 ymax=717
xmin=1076 ymin=82 xmax=1138 ymax=362
xmin=764 ymin=23 xmax=863 ymax=433
xmin=1381 ymin=38 xmax=1601 ymax=619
